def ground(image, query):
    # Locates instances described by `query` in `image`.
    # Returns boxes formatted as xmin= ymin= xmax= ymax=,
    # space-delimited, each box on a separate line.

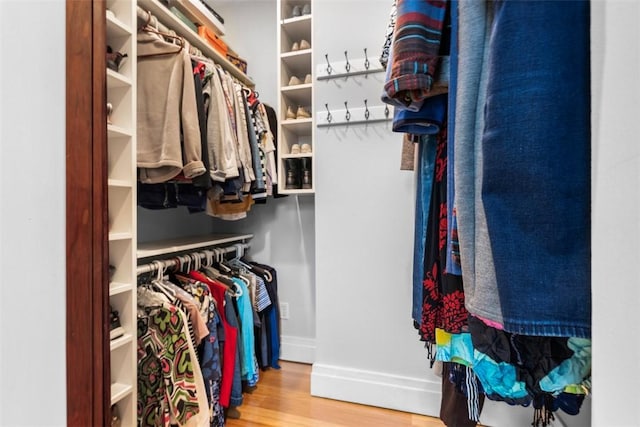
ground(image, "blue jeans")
xmin=456 ymin=0 xmax=591 ymax=337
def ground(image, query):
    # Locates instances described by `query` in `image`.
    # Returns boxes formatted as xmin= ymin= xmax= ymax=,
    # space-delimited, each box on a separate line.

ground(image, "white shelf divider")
xmin=110 ymin=333 xmax=134 ymax=352
xmin=110 ymin=383 xmax=133 ymax=406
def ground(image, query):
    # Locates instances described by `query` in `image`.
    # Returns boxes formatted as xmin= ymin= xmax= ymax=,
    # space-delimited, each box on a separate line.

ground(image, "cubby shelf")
xmin=110 ymin=382 xmax=133 ymax=406
xmin=278 ymin=0 xmax=315 ymax=195
xmin=110 ymin=333 xmax=134 ymax=352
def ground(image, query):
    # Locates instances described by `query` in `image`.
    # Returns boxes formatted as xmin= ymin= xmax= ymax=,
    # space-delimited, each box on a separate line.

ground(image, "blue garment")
xmin=197 ymin=288 xmax=225 ymax=426
xmin=232 ymin=277 xmax=258 ymax=386
xmin=412 ymin=135 xmax=438 ymax=323
xmin=481 ymin=0 xmax=591 ymax=336
xmin=456 ymin=0 xmax=591 ymax=337
xmin=255 ymin=263 xmax=281 ymax=369
xmin=392 ymin=94 xmax=448 ymax=135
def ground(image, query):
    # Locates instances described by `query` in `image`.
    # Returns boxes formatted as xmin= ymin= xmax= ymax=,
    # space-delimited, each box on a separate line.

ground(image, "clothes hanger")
xmin=193 ymin=252 xmax=201 ymax=272
xmin=204 ymin=250 xmax=214 ymax=268
xmin=148 ymin=260 xmax=177 ymax=299
xmin=215 ymin=247 xmax=233 ymax=274
xmin=138 ymin=11 xmax=185 ymax=58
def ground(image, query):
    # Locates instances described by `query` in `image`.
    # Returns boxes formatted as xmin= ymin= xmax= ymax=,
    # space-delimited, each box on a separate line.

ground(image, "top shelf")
xmin=169 ymin=0 xmax=225 ymax=36
xmin=137 ymin=233 xmax=254 ymax=259
xmin=137 ymin=0 xmax=254 ymax=87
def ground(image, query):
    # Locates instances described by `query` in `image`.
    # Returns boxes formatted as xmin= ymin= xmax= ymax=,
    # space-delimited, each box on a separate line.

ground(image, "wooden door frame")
xmin=66 ymin=0 xmax=109 ymax=425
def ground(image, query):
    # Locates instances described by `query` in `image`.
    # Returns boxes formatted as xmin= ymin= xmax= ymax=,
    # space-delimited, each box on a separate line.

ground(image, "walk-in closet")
xmin=0 ymin=1 xmax=638 ymax=427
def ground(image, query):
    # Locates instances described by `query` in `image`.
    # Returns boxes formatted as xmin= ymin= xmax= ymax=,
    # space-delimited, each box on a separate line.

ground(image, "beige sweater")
xmin=137 ymin=32 xmax=206 ymax=183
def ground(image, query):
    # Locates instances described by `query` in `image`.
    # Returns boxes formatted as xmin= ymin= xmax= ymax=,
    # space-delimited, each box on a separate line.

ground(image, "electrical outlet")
xmin=279 ymin=302 xmax=290 ymax=320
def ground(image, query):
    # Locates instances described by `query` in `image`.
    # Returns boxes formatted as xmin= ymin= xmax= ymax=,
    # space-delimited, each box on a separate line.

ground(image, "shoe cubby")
xmin=107 ymin=85 xmax=133 ymax=129
xmin=278 ymin=0 xmax=315 ymax=194
xmin=108 ymin=186 xmax=134 ymax=236
xmin=108 ymin=135 xmax=134 ymax=184
xmin=106 ymin=0 xmax=137 ymax=423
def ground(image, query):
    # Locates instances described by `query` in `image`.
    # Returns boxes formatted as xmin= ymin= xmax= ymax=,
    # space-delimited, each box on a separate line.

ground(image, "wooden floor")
xmin=226 ymin=361 xmax=445 ymax=427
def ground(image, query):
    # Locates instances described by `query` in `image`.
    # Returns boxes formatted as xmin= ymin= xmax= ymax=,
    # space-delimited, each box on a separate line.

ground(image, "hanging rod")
xmin=136 ymin=242 xmax=250 ymax=275
xmin=135 ymin=0 xmax=254 ymax=87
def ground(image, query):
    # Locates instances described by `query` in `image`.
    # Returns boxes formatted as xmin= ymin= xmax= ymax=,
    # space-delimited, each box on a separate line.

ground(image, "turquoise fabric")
xmin=540 ymin=338 xmax=592 ymax=394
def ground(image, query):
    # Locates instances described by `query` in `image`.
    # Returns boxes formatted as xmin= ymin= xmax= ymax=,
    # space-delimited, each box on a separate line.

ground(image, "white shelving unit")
xmin=104 ymin=2 xmax=259 ymax=423
xmin=104 ymin=0 xmax=263 ymax=423
xmin=106 ymin=0 xmax=137 ymax=425
xmin=277 ymin=0 xmax=315 ymax=194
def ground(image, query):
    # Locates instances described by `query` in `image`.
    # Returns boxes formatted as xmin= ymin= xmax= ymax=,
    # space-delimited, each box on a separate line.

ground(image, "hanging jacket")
xmin=137 ymin=32 xmax=206 ymax=183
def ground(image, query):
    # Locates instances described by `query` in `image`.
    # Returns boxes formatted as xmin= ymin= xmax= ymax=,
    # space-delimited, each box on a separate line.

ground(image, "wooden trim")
xmin=66 ymin=0 xmax=108 ymax=425
xmin=93 ymin=1 xmax=110 ymax=425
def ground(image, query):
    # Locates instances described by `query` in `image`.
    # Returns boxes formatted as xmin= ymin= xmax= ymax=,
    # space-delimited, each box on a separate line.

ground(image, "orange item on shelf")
xmin=197 ymin=26 xmax=228 ymax=57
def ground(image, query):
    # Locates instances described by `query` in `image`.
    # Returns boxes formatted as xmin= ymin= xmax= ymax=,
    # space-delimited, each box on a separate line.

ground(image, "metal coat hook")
xmin=364 ymin=99 xmax=370 ymax=120
xmin=344 ymin=51 xmax=351 ymax=72
xmin=325 ymin=54 xmax=333 ymax=75
xmin=384 ymin=104 xmax=390 ymax=118
xmin=325 ymin=103 xmax=333 ymax=123
xmin=344 ymin=101 xmax=351 ymax=121
xmin=364 ymin=48 xmax=370 ymax=70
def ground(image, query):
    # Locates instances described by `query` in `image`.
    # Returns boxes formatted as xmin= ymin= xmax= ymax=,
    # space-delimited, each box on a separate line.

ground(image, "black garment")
xmin=137 ymin=182 xmax=207 ymax=212
xmin=440 ymin=362 xmax=485 ymax=427
xmin=250 ymin=262 xmax=281 ymax=368
xmin=263 ymin=104 xmax=287 ymax=198
xmin=191 ymin=62 xmax=212 ymax=189
xmin=468 ymin=316 xmax=574 ymax=397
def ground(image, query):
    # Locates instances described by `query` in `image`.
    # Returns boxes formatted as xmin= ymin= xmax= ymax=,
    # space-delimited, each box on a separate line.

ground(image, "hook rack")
xmin=317 ymin=48 xmax=385 ymax=81
xmin=317 ymin=101 xmax=393 ymax=128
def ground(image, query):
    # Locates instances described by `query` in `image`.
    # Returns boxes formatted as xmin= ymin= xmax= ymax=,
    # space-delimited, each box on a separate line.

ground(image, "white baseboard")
xmin=310 ymin=363 xmax=442 ymax=416
xmin=309 ymin=363 xmax=546 ymax=427
xmin=279 ymin=335 xmax=316 ymax=364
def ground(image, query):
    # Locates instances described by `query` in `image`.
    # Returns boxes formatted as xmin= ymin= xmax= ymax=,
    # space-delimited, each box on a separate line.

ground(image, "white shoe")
xmin=296 ymin=106 xmax=311 ymax=119
xmin=288 ymin=75 xmax=302 ymax=86
xmin=286 ymin=106 xmax=296 ymax=120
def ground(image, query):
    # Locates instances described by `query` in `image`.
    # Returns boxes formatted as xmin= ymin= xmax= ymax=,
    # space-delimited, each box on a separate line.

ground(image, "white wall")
xmin=591 ymin=2 xmax=640 ymax=426
xmin=311 ymin=0 xmax=444 ymax=417
xmin=0 ymin=1 xmax=67 ymax=425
